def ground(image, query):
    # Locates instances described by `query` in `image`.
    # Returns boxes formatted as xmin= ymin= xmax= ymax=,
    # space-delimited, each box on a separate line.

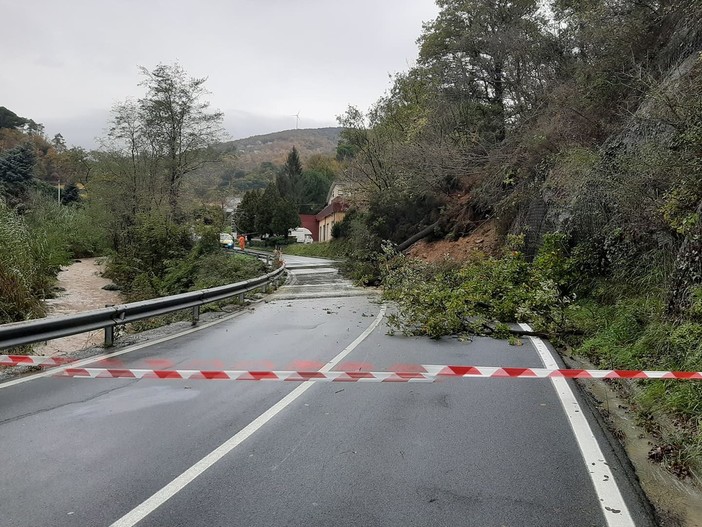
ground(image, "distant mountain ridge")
xmin=222 ymin=127 xmax=342 ymax=170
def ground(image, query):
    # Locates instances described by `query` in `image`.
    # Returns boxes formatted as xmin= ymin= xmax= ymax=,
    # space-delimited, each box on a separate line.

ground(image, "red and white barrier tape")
xmin=1 ymin=354 xmax=74 ymax=367
xmin=4 ymin=355 xmax=702 ymax=381
xmin=53 ymin=368 xmax=437 ymax=382
xmin=425 ymin=365 xmax=702 ymax=380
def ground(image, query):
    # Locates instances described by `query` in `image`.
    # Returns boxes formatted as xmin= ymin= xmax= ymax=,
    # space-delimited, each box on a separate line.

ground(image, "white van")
xmin=219 ymin=233 xmax=234 ymax=248
xmin=288 ymin=227 xmax=313 ymax=244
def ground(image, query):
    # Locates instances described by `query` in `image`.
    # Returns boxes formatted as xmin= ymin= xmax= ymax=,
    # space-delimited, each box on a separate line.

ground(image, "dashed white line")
xmin=109 ymin=305 xmax=387 ymax=527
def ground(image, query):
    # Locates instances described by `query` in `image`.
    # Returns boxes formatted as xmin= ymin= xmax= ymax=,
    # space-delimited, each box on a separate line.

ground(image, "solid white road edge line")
xmin=109 ymin=305 xmax=387 ymax=527
xmin=519 ymin=323 xmax=635 ymax=527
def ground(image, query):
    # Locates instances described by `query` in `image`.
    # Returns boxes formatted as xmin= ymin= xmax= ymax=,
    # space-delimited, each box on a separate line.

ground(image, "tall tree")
xmin=418 ymin=0 xmax=556 ymax=142
xmin=270 ymin=198 xmax=300 ymax=236
xmin=0 ymin=107 xmax=29 ymax=130
xmin=255 ymin=183 xmax=299 ymax=236
xmin=137 ymin=63 xmax=227 ymax=218
xmin=0 ymin=143 xmax=35 ymax=207
xmin=104 ymin=99 xmax=157 ymax=220
xmin=276 ymin=146 xmax=304 ymax=210
xmin=236 ymin=189 xmax=262 ymax=234
xmin=57 ymin=146 xmax=93 ymax=185
xmin=52 ymin=133 xmax=66 ymax=153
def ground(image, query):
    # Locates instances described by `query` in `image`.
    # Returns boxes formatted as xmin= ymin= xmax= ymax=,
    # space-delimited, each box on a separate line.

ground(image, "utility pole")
xmin=57 ymin=177 xmax=61 ymax=205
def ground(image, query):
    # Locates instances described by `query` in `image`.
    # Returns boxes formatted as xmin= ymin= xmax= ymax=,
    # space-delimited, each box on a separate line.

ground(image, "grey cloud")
xmin=3 ymin=0 xmax=439 ymax=148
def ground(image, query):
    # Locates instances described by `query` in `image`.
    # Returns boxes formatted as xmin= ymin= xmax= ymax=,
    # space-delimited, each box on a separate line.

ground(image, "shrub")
xmin=24 ymin=196 xmax=110 ymax=260
xmin=106 ymin=212 xmax=194 ymax=296
xmin=192 ymin=253 xmax=265 ymax=290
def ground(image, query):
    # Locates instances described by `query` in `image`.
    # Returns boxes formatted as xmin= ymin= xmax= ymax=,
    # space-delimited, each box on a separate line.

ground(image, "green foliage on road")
xmin=382 ymin=234 xmax=579 ymax=339
xmin=382 ymin=233 xmax=702 ymax=473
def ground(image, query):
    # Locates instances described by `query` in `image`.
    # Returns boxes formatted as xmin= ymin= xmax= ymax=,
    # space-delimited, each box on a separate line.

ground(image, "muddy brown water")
xmin=38 ymin=258 xmax=122 ymax=357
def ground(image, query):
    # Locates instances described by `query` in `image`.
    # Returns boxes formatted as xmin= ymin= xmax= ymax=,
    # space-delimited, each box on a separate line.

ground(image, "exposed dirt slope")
xmin=408 ymin=220 xmax=502 ymax=263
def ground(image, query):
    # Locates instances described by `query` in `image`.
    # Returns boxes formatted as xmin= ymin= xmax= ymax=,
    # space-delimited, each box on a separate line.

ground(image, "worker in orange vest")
xmin=238 ymin=235 xmax=246 ymax=250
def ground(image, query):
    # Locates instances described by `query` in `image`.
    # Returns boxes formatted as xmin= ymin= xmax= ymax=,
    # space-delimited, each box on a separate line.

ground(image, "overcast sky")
xmin=1 ymin=0 xmax=439 ymax=149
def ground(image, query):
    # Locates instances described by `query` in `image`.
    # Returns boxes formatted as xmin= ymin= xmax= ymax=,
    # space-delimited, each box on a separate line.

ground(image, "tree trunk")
xmin=397 ymin=220 xmax=441 ymax=252
xmin=493 ymin=62 xmax=506 ymax=142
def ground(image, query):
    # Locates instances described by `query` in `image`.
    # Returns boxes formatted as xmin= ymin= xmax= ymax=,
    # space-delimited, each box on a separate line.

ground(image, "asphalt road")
xmin=0 ymin=255 xmax=657 ymax=527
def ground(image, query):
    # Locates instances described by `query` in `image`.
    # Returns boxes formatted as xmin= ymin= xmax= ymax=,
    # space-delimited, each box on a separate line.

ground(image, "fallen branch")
xmin=397 ymin=220 xmax=442 ymax=252
xmin=480 ymin=323 xmax=549 ymax=338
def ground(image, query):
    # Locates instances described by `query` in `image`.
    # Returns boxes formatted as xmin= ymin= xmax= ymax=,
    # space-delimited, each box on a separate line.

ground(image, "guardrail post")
xmin=104 ymin=325 xmax=114 ymax=347
xmin=238 ymin=293 xmax=244 ymax=304
xmin=104 ymin=304 xmax=115 ymax=347
xmin=192 ymin=305 xmax=200 ymax=326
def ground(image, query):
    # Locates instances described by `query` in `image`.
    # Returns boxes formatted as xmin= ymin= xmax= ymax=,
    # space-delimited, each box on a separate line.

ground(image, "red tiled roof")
xmin=315 ymin=198 xmax=349 ymax=221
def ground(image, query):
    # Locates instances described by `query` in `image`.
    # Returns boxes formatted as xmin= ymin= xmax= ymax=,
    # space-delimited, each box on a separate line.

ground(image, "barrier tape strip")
xmin=54 ymin=368 xmax=437 ymax=382
xmin=1 ymin=355 xmax=74 ymax=367
xmin=4 ymin=355 xmax=702 ymax=381
xmin=427 ymin=365 xmax=702 ymax=380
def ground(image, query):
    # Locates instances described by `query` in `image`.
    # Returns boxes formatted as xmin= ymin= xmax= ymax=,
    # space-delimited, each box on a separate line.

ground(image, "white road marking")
xmin=109 ymin=305 xmax=387 ymax=527
xmin=519 ymin=323 xmax=635 ymax=527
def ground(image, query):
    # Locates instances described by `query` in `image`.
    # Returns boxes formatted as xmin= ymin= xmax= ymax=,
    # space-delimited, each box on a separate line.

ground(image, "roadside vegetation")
xmin=0 ymin=64 xmax=269 ymax=327
xmin=0 ymin=188 xmax=109 ymax=324
xmin=282 ymin=241 xmax=347 ymax=259
xmin=324 ymin=0 xmax=702 ymax=477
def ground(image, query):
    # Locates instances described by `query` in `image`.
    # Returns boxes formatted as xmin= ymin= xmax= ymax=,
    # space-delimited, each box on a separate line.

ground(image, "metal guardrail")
xmin=0 ymin=264 xmax=286 ymax=351
xmin=239 ymin=248 xmax=275 ymax=263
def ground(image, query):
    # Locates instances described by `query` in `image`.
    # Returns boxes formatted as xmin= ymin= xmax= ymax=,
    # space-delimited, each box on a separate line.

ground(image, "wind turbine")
xmin=292 ymin=110 xmax=301 ymax=130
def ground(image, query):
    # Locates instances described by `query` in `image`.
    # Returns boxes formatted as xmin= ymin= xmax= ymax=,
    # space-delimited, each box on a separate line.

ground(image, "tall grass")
xmin=0 ymin=202 xmax=47 ymax=322
xmin=0 ymin=196 xmax=110 ymax=324
xmin=24 ymin=195 xmax=110 ymax=261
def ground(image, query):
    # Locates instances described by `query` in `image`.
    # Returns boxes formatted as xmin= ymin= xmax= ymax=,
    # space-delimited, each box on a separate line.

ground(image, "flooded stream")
xmin=39 ymin=257 xmax=122 ymax=357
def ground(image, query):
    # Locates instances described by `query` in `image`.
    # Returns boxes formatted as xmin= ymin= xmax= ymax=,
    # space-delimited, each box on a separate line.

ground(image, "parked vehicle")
xmin=288 ymin=227 xmax=313 ymax=244
xmin=219 ymin=233 xmax=234 ymax=248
